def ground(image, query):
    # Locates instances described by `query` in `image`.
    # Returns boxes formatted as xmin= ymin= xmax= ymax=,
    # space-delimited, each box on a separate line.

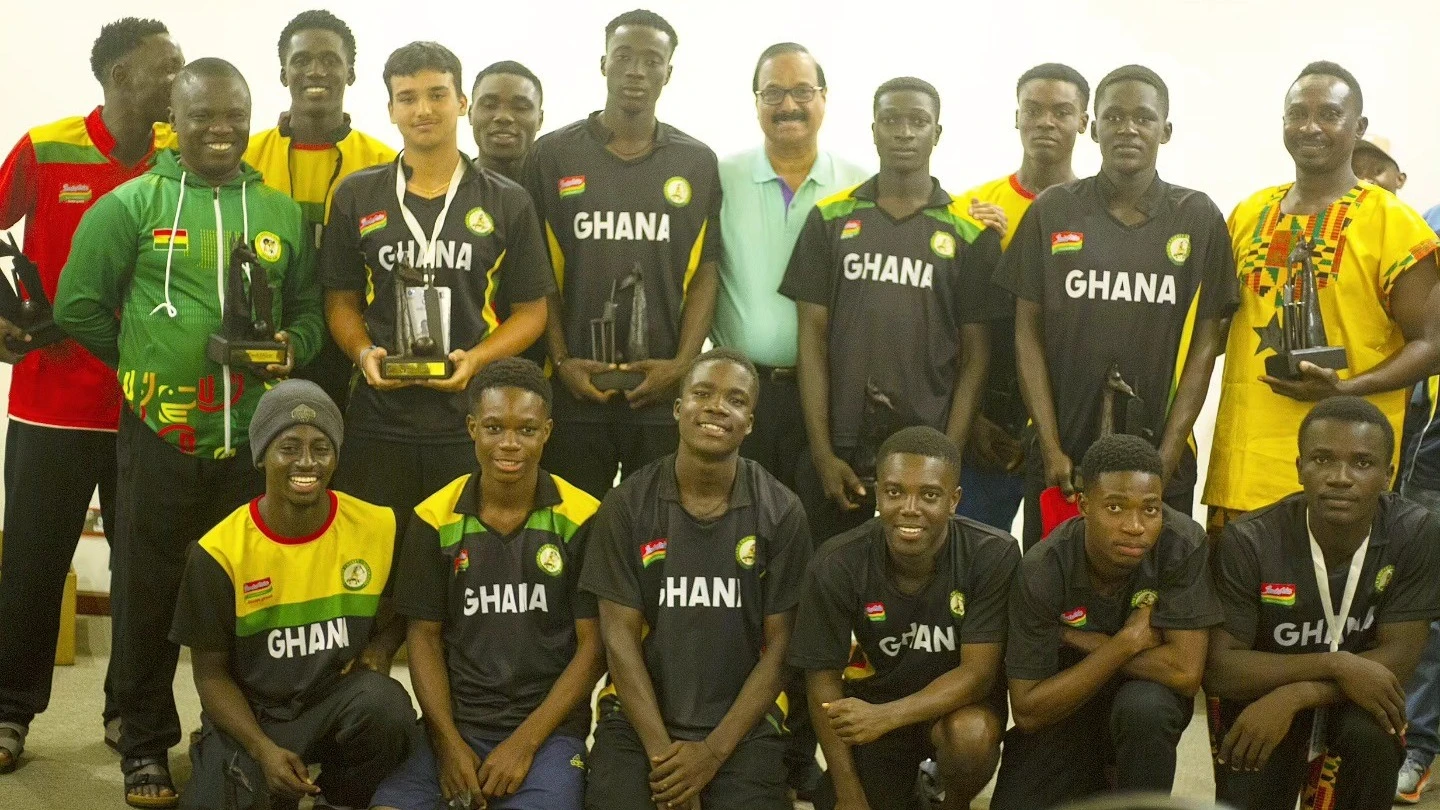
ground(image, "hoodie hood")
xmin=150 ymin=147 xmax=264 ymax=187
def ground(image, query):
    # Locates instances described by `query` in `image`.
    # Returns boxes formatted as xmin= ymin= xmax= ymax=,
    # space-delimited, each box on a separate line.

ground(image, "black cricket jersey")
xmin=1214 ymin=493 xmax=1440 ymax=656
xmin=779 ymin=177 xmax=1003 ymax=448
xmin=1006 ymin=505 xmax=1223 ymax=681
xmin=579 ymin=455 xmax=812 ymax=740
xmin=321 ymin=155 xmax=555 ymax=443
xmin=788 ymin=516 xmax=1020 ymax=706
xmin=995 ymin=173 xmax=1238 ymax=482
xmin=395 ymin=470 xmax=599 ymax=739
xmin=523 ymin=113 xmax=722 ymax=425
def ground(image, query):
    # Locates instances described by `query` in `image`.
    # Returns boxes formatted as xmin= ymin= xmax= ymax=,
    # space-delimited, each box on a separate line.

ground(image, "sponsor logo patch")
xmin=1061 ymin=606 xmax=1088 ymax=628
xmin=865 ymin=601 xmax=887 ymax=622
xmin=840 ymin=219 xmax=862 ymax=240
xmin=735 ymin=536 xmax=757 ymax=569
xmin=359 ymin=211 xmax=388 ymax=238
xmin=536 ymin=543 xmax=564 ymax=577
xmin=558 ymin=175 xmax=586 ymax=198
xmin=58 ymin=183 xmax=92 ymax=204
xmin=1051 ymin=231 xmax=1083 ymax=254
xmin=1260 ymin=582 xmax=1296 ymax=607
xmin=152 ymin=228 xmax=189 ymax=251
xmin=243 ymin=577 xmax=273 ymax=602
xmin=454 ymin=548 xmax=470 ymax=573
xmin=290 ymin=403 xmax=317 ymax=422
xmin=640 ymin=538 xmax=667 ymax=568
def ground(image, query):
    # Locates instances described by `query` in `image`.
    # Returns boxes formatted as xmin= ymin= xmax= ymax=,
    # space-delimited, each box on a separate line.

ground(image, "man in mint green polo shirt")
xmin=715 ymin=42 xmax=868 ymax=497
xmin=714 ymin=41 xmax=867 ymax=802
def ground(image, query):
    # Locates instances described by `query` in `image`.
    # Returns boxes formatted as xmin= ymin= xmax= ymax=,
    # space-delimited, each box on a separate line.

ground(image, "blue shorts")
xmin=371 ymin=722 xmax=586 ymax=810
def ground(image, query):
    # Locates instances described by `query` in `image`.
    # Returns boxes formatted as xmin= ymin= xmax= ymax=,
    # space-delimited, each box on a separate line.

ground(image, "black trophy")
xmin=853 ymin=381 xmax=923 ymax=491
xmin=1265 ymin=228 xmax=1347 ymax=379
xmin=206 ymin=239 xmax=288 ymax=369
xmin=1098 ymin=363 xmax=1150 ymax=441
xmin=381 ymin=262 xmax=453 ymax=380
xmin=590 ymin=263 xmax=647 ymax=391
xmin=0 ymin=232 xmax=66 ymax=355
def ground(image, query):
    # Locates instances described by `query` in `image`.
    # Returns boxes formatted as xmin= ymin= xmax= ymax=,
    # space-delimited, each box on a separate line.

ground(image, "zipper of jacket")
xmin=212 ymin=186 xmax=233 ymax=456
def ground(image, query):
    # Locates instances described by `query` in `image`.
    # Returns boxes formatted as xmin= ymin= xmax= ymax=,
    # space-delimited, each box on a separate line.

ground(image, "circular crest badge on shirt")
xmin=663 ymin=176 xmax=692 ymax=207
xmin=1130 ymin=589 xmax=1159 ymax=608
xmin=735 ymin=535 xmax=757 ymax=569
xmin=1376 ymin=564 xmax=1396 ymax=593
xmin=1165 ymin=233 xmax=1191 ymax=266
xmin=341 ymin=559 xmax=372 ymax=591
xmin=255 ymin=231 xmax=283 ymax=263
xmin=465 ymin=206 xmax=495 ymax=236
xmin=536 ymin=543 xmax=564 ymax=577
xmin=949 ymin=590 xmax=966 ymax=618
xmin=930 ymin=231 xmax=956 ymax=259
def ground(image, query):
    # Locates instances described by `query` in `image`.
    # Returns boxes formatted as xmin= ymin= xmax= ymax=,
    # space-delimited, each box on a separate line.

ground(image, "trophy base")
xmin=381 ymin=356 xmax=454 ymax=380
xmin=3 ymin=320 xmax=66 ymax=355
xmin=1264 ymin=345 xmax=1348 ymax=380
xmin=206 ymin=334 xmax=288 ymax=368
xmin=592 ymin=369 xmax=646 ymax=391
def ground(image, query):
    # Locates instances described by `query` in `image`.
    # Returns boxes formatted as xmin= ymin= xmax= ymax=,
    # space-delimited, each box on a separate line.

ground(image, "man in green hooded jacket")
xmin=55 ymin=57 xmax=323 ymax=809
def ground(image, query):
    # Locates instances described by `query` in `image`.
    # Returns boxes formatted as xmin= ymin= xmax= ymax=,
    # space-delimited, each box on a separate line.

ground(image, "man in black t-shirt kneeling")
xmin=580 ymin=347 xmax=813 ymax=810
xmin=789 ymin=426 xmax=1019 ymax=810
xmin=1207 ymin=396 xmax=1440 ymax=810
xmin=991 ymin=434 xmax=1222 ymax=810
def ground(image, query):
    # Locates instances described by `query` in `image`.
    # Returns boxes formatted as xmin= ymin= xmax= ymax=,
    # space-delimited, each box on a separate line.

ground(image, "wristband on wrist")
xmin=358 ymin=344 xmax=381 ymax=365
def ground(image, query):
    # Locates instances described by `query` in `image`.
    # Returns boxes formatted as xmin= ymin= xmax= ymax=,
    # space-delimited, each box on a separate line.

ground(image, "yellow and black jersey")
xmin=522 ymin=113 xmax=722 ymax=425
xmin=395 ymin=470 xmax=598 ymax=739
xmin=170 ymin=491 xmax=396 ymax=720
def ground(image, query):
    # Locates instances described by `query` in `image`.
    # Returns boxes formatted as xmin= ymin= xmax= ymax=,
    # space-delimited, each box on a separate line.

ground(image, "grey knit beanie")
xmin=248 ymin=379 xmax=344 ymax=464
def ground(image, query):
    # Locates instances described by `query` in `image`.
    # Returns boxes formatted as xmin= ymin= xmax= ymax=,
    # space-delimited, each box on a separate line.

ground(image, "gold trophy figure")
xmin=381 ymin=261 xmax=454 ymax=380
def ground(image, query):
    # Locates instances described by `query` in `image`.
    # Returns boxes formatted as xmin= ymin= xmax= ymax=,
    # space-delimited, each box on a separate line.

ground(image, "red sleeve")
xmin=0 ymin=134 xmax=38 ymax=229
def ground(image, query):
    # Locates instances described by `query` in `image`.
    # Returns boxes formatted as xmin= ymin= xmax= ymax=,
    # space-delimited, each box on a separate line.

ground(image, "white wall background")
xmin=2 ymin=0 xmax=1437 ymax=591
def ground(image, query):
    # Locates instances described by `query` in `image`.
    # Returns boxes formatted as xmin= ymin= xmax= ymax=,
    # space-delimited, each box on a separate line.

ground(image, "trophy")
xmin=590 ymin=263 xmax=648 ymax=391
xmin=205 ymin=239 xmax=288 ymax=369
xmin=1098 ymin=363 xmax=1150 ymax=440
xmin=0 ymin=232 xmax=66 ymax=355
xmin=381 ymin=261 xmax=453 ymax=380
xmin=1264 ymin=226 xmax=1347 ymax=380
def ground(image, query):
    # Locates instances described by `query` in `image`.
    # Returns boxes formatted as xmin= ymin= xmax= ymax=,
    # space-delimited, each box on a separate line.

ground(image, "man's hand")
xmin=1331 ymin=652 xmax=1407 ymax=734
xmin=1117 ymin=605 xmax=1163 ymax=657
xmin=1040 ymin=446 xmax=1076 ymax=498
xmin=1259 ymin=361 xmax=1349 ymax=402
xmin=476 ymin=734 xmax=537 ymax=800
xmin=969 ymin=415 xmax=1024 ymax=473
xmin=262 ymin=331 xmax=295 ymax=379
xmin=649 ymin=740 xmax=722 ymax=808
xmin=1217 ymin=690 xmax=1300 ymax=772
xmin=359 ymin=345 xmax=412 ymax=391
xmin=435 ymin=732 xmax=484 ymax=807
xmin=555 ymin=357 xmax=614 ymax=404
xmin=423 ymin=345 xmax=488 ymax=393
xmin=0 ymin=315 xmax=28 ymax=364
xmin=968 ymin=199 xmax=1009 ymax=235
xmin=254 ymin=740 xmax=319 ymax=799
xmin=814 ymin=451 xmax=867 ymax=511
xmin=1157 ymin=436 xmax=1183 ymax=485
xmin=822 ymin=698 xmax=894 ymax=746
xmin=349 ymin=644 xmax=394 ymax=676
xmin=622 ymin=357 xmax=686 ymax=409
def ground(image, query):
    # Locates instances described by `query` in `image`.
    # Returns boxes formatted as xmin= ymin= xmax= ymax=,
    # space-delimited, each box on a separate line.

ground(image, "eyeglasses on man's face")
xmin=756 ymin=85 xmax=824 ymax=105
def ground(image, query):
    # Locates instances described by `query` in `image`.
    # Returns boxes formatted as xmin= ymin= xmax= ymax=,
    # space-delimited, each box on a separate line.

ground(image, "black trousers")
xmin=794 ymin=445 xmax=873 ymax=548
xmin=0 ymin=420 xmax=117 ymax=726
xmin=1214 ymin=700 xmax=1405 ymax=810
xmin=180 ymin=669 xmax=415 ymax=810
xmin=989 ymin=679 xmax=1191 ymax=809
xmin=739 ymin=371 xmax=806 ymax=493
xmin=329 ymin=433 xmax=475 ymax=540
xmin=542 ymin=418 xmax=677 ymax=500
xmin=584 ymin=711 xmax=790 ymax=810
xmin=111 ymin=409 xmax=264 ymax=758
xmin=292 ymin=335 xmax=354 ymax=413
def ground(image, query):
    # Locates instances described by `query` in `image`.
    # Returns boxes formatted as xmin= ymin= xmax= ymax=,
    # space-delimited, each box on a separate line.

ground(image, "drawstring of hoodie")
xmin=149 ymin=172 xmax=186 ymax=317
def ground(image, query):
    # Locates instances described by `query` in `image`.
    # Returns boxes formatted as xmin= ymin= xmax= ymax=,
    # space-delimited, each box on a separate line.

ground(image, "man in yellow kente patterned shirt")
xmin=1204 ymin=61 xmax=1440 ymax=534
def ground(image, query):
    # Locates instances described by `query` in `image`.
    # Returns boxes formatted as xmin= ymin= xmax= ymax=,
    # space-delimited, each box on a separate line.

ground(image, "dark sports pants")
xmin=293 ymin=337 xmax=354 ymax=413
xmin=0 ymin=420 xmax=117 ymax=726
xmin=738 ymin=371 xmax=806 ymax=493
xmin=180 ymin=669 xmax=415 ymax=810
xmin=584 ymin=711 xmax=790 ymax=810
xmin=329 ymin=433 xmax=474 ymax=540
xmin=1214 ymin=700 xmax=1404 ymax=810
xmin=794 ymin=445 xmax=873 ymax=547
xmin=111 ymin=409 xmax=264 ymax=758
xmin=989 ymin=679 xmax=1191 ymax=809
xmin=542 ymin=418 xmax=677 ymax=500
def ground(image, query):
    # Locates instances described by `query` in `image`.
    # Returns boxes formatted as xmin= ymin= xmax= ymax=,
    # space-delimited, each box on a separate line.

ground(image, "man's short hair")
xmin=1298 ymin=395 xmax=1394 ymax=461
xmin=1016 ymin=62 xmax=1090 ymax=109
xmin=91 ymin=17 xmax=169 ymax=84
xmin=1094 ymin=64 xmax=1169 ymax=116
xmin=383 ymin=41 xmax=463 ymax=99
xmin=605 ymin=9 xmax=678 ymax=52
xmin=175 ymin=58 xmax=248 ymax=92
xmin=682 ymin=347 xmax=759 ymax=401
xmin=874 ymin=77 xmax=941 ymax=117
xmin=751 ymin=42 xmax=827 ymax=93
xmin=1080 ymin=435 xmax=1164 ymax=490
xmin=1294 ymin=60 xmax=1364 ymax=114
xmin=467 ymin=357 xmax=552 ymax=415
xmin=277 ymin=10 xmax=356 ymax=67
xmin=472 ymin=60 xmax=543 ymax=104
xmin=877 ymin=426 xmax=962 ymax=480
